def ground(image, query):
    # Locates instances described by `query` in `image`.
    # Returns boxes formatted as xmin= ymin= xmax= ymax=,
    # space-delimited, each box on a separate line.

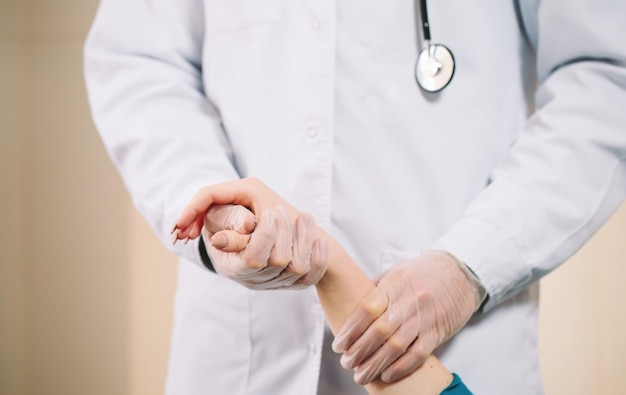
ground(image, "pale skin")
xmin=173 ymin=177 xmax=455 ymax=395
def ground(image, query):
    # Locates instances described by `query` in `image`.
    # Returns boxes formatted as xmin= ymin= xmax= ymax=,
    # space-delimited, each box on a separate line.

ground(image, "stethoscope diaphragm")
xmin=415 ymin=43 xmax=455 ymax=93
xmin=415 ymin=0 xmax=455 ymax=93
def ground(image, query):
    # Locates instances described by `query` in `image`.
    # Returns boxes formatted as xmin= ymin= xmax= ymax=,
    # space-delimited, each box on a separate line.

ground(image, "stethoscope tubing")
xmin=419 ymin=0 xmax=432 ymax=41
xmin=415 ymin=0 xmax=455 ymax=93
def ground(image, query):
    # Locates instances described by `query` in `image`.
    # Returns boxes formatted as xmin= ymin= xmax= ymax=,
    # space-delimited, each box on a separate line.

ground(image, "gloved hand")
xmin=331 ymin=250 xmax=483 ymax=385
xmin=201 ymin=203 xmax=327 ymax=290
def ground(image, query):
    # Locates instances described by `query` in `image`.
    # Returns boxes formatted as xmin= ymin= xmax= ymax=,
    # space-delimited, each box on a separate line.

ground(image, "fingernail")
xmin=340 ymin=353 xmax=354 ymax=369
xmin=332 ymin=337 xmax=344 ymax=353
xmin=184 ymin=237 xmax=190 ymax=245
xmin=381 ymin=371 xmax=393 ymax=383
xmin=354 ymin=368 xmax=370 ymax=385
xmin=243 ymin=216 xmax=257 ymax=232
xmin=172 ymin=233 xmax=179 ymax=245
xmin=211 ymin=233 xmax=228 ymax=249
xmin=170 ymin=224 xmax=177 ymax=234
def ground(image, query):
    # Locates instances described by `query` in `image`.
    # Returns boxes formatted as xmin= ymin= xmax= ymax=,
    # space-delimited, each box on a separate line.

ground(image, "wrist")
xmin=428 ymin=250 xmax=488 ymax=312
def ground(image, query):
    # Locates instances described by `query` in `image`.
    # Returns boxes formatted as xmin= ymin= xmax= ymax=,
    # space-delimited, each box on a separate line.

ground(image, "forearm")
xmin=315 ymin=230 xmax=452 ymax=395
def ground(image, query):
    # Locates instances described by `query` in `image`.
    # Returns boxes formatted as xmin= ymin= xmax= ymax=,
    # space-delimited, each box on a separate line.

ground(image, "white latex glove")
xmin=331 ymin=251 xmax=483 ymax=385
xmin=202 ymin=204 xmax=327 ymax=290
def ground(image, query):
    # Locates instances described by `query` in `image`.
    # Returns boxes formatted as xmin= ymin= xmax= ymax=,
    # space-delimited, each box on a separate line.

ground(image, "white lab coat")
xmin=84 ymin=0 xmax=626 ymax=394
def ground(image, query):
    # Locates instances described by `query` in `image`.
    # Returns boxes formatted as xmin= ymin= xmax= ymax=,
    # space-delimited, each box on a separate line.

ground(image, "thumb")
xmin=204 ymin=204 xmax=257 ymax=234
xmin=211 ymin=230 xmax=252 ymax=253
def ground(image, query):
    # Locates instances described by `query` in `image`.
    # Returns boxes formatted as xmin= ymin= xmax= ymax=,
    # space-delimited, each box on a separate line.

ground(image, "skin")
xmin=173 ymin=177 xmax=455 ymax=395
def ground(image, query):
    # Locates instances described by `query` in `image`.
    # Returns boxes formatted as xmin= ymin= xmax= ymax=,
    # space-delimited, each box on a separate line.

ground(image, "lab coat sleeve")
xmin=84 ymin=0 xmax=239 ymax=266
xmin=432 ymin=0 xmax=626 ymax=311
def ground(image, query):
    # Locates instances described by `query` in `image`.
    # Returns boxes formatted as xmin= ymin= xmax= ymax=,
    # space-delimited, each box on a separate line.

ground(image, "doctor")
xmin=84 ymin=0 xmax=626 ymax=394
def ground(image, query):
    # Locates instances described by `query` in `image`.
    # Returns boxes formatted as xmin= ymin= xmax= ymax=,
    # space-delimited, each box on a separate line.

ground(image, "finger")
xmin=236 ymin=265 xmax=285 ymax=288
xmin=380 ymin=335 xmax=432 ymax=383
xmin=259 ymin=210 xmax=317 ymax=289
xmin=215 ymin=210 xmax=277 ymax=279
xmin=175 ymin=180 xmax=256 ymax=231
xmin=339 ymin=306 xmax=402 ymax=370
xmin=246 ymin=208 xmax=308 ymax=290
xmin=245 ymin=267 xmax=297 ymax=289
xmin=211 ymin=230 xmax=252 ymax=253
xmin=239 ymin=209 xmax=277 ymax=271
xmin=290 ymin=213 xmax=315 ymax=276
xmin=205 ymin=204 xmax=257 ymax=234
xmin=228 ymin=207 xmax=302 ymax=289
xmin=268 ymin=206 xmax=293 ymax=269
xmin=174 ymin=214 xmax=204 ymax=242
xmin=189 ymin=215 xmax=205 ymax=239
xmin=378 ymin=296 xmax=439 ymax=383
xmin=352 ymin=315 xmax=418 ymax=384
xmin=252 ymin=267 xmax=302 ymax=290
xmin=289 ymin=238 xmax=328 ymax=289
xmin=354 ymin=345 xmax=400 ymax=385
xmin=332 ymin=286 xmax=389 ymax=353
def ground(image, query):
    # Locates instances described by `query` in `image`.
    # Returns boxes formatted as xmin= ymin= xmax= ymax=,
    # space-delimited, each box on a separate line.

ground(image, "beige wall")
xmin=540 ymin=203 xmax=626 ymax=394
xmin=0 ymin=0 xmax=26 ymax=393
xmin=128 ymin=210 xmax=177 ymax=395
xmin=1 ymin=0 xmax=175 ymax=393
xmin=1 ymin=0 xmax=625 ymax=394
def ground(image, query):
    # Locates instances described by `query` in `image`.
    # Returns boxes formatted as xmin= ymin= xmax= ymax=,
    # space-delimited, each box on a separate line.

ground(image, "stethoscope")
xmin=415 ymin=0 xmax=455 ymax=93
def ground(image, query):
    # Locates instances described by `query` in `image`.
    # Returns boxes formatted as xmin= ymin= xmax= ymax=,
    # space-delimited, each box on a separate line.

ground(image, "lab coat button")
xmin=307 ymin=127 xmax=318 ymax=138
xmin=308 ymin=343 xmax=316 ymax=356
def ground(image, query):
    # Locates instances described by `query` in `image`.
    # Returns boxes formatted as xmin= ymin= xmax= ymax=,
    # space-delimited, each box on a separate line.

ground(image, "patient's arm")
xmin=316 ymin=234 xmax=454 ymax=395
xmin=173 ymin=178 xmax=455 ymax=395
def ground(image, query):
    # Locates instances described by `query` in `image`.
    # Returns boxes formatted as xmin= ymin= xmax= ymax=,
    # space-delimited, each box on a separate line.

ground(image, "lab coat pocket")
xmin=379 ymin=250 xmax=422 ymax=275
xmin=205 ymin=0 xmax=282 ymax=33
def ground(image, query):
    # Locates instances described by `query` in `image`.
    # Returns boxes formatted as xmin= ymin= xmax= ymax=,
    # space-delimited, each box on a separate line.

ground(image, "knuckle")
xmin=414 ymin=291 xmax=434 ymax=310
xmin=289 ymin=265 xmax=308 ymax=277
xmin=244 ymin=257 xmax=267 ymax=270
xmin=362 ymin=298 xmax=387 ymax=319
xmin=386 ymin=336 xmax=407 ymax=354
xmin=372 ymin=322 xmax=393 ymax=339
xmin=270 ymin=256 xmax=291 ymax=269
xmin=417 ymin=288 xmax=434 ymax=301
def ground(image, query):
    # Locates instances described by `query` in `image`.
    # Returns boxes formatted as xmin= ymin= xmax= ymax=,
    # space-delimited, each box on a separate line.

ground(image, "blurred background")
xmin=1 ymin=0 xmax=625 ymax=394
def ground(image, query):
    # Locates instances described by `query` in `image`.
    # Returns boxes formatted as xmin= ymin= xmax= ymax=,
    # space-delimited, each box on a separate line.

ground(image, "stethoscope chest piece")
xmin=415 ymin=0 xmax=455 ymax=93
xmin=415 ymin=43 xmax=455 ymax=93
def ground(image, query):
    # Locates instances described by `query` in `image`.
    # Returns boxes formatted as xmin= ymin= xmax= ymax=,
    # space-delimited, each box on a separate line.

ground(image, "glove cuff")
xmin=436 ymin=250 xmax=488 ymax=312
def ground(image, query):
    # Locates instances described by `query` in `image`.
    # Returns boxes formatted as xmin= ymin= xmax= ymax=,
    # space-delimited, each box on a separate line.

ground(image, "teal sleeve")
xmin=440 ymin=373 xmax=472 ymax=394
